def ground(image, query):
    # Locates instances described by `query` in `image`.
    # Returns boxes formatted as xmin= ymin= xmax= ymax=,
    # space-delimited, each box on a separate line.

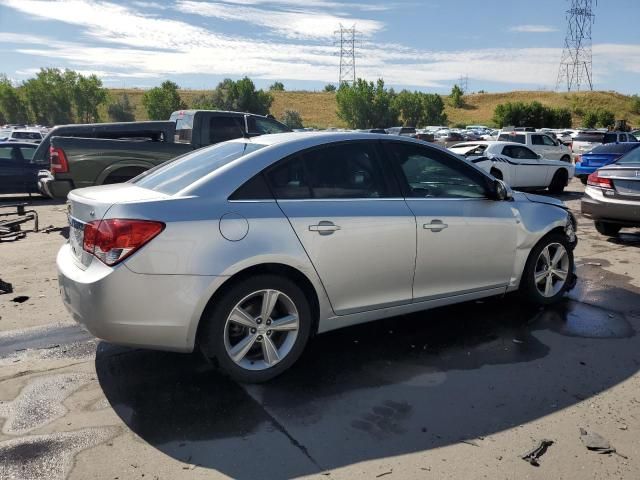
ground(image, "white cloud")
xmin=509 ymin=25 xmax=558 ymax=33
xmin=2 ymin=0 xmax=639 ymax=91
xmin=176 ymin=0 xmax=384 ymax=39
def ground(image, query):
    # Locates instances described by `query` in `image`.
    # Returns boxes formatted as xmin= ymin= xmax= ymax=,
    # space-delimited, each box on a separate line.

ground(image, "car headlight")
xmin=565 ymin=211 xmax=577 ymax=244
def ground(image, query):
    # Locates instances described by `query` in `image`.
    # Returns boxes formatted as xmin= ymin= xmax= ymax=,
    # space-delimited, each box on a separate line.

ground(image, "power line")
xmin=458 ymin=75 xmax=468 ymax=93
xmin=556 ymin=0 xmax=596 ymax=92
xmin=334 ymin=24 xmax=358 ymax=85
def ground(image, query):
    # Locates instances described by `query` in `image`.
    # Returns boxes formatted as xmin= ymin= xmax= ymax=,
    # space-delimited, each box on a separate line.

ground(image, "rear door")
xmin=266 ymin=141 xmax=416 ymax=315
xmin=502 ymin=145 xmax=550 ymax=186
xmin=383 ymin=141 xmax=517 ymax=300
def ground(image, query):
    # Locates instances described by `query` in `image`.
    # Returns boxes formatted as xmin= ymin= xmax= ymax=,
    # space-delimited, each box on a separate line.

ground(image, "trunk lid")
xmin=581 ymin=153 xmax=618 ymax=167
xmin=67 ymin=184 xmax=169 ymax=267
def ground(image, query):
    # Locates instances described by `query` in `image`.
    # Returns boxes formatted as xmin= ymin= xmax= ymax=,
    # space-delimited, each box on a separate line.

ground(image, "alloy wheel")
xmin=534 ymin=243 xmax=570 ymax=298
xmin=224 ymin=289 xmax=299 ymax=371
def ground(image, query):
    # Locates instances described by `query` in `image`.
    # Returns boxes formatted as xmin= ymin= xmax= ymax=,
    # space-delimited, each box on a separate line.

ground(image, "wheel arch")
xmin=95 ymin=160 xmax=154 ymax=185
xmin=194 ymin=262 xmax=322 ymax=352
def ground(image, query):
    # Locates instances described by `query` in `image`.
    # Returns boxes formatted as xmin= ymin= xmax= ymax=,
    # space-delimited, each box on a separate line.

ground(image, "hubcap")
xmin=534 ymin=243 xmax=570 ymax=298
xmin=224 ymin=289 xmax=299 ymax=371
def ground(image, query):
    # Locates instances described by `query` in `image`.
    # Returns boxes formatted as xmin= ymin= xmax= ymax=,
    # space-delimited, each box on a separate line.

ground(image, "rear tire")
xmin=199 ymin=274 xmax=312 ymax=383
xmin=520 ymin=233 xmax=574 ymax=306
xmin=594 ymin=221 xmax=622 ymax=237
xmin=580 ymin=176 xmax=588 ymax=185
xmin=548 ymin=169 xmax=568 ymax=194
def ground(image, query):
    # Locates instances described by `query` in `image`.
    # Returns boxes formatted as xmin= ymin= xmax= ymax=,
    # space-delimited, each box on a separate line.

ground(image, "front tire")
xmin=594 ymin=221 xmax=622 ymax=237
xmin=200 ymin=274 xmax=312 ymax=383
xmin=520 ymin=233 xmax=574 ymax=305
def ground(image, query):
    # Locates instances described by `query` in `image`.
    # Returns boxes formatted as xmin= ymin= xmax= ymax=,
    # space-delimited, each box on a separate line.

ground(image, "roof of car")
xmin=0 ymin=141 xmax=38 ymax=147
xmin=450 ymin=141 xmax=525 ymax=148
xmin=241 ymin=131 xmax=400 ymax=147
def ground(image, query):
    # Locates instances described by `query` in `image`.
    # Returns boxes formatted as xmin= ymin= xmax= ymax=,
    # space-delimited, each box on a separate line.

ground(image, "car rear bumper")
xmin=57 ymin=243 xmax=220 ymax=352
xmin=575 ymin=165 xmax=596 ymax=178
xmin=38 ymin=170 xmax=74 ymax=200
xmin=581 ymin=192 xmax=640 ymax=226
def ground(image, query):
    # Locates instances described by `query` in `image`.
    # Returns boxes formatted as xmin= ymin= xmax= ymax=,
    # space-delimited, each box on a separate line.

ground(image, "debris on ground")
xmin=579 ymin=428 xmax=628 ymax=458
xmin=521 ymin=439 xmax=554 ymax=466
xmin=460 ymin=439 xmax=480 ymax=447
xmin=375 ymin=470 xmax=393 ymax=478
xmin=583 ymin=262 xmax=602 ymax=267
xmin=512 ymin=338 xmax=524 ymax=344
xmin=11 ymin=296 xmax=29 ymax=303
xmin=0 ymin=279 xmax=13 ymax=294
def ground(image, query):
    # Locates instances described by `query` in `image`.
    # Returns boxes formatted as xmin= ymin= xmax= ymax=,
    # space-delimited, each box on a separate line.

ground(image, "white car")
xmin=3 ymin=129 xmax=43 ymax=143
xmin=449 ymin=141 xmax=575 ymax=193
xmin=497 ymin=131 xmax=572 ymax=163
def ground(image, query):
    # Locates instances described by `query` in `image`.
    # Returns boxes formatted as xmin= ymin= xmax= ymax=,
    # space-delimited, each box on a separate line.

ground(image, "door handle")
xmin=423 ymin=219 xmax=448 ymax=232
xmin=309 ymin=221 xmax=341 ymax=235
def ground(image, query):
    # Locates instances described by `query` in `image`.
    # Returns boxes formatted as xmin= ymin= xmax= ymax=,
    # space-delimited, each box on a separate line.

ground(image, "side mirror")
xmin=492 ymin=179 xmax=513 ymax=201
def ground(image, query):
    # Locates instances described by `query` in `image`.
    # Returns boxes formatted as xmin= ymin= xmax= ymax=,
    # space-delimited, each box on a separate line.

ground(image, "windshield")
xmin=616 ymin=147 xmax=640 ymax=164
xmin=498 ymin=133 xmax=525 ymax=144
xmin=133 ymin=141 xmax=265 ymax=194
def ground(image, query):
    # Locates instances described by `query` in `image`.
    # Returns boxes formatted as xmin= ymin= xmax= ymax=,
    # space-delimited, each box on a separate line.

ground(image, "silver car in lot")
xmin=58 ymin=132 xmax=577 ymax=382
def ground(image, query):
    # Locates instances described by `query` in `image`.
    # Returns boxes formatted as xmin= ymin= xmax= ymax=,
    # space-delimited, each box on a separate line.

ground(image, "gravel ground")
xmin=1 ymin=179 xmax=640 ymax=480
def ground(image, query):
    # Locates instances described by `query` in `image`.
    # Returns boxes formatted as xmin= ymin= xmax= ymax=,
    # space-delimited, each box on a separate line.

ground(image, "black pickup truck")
xmin=38 ymin=110 xmax=290 ymax=199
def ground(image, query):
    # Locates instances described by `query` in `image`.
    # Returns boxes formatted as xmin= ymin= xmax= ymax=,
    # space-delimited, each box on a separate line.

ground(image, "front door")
xmin=502 ymin=145 xmax=550 ymax=187
xmin=266 ymin=141 xmax=417 ymax=315
xmin=383 ymin=141 xmax=518 ymax=301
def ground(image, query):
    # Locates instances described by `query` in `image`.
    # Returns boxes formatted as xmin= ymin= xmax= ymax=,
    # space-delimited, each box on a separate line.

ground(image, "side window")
xmin=267 ymin=143 xmax=390 ymax=199
xmin=385 ymin=143 xmax=488 ymax=199
xmin=542 ymin=135 xmax=556 ymax=146
xmin=630 ymin=134 xmax=638 ymax=142
xmin=531 ymin=135 xmax=544 ymax=145
xmin=209 ymin=116 xmax=244 ymax=144
xmin=247 ymin=116 xmax=290 ymax=135
xmin=502 ymin=145 xmax=514 ymax=157
xmin=513 ymin=146 xmax=539 ymax=160
xmin=18 ymin=147 xmax=35 ymax=161
xmin=619 ymin=134 xmax=627 ymax=142
xmin=0 ymin=146 xmax=15 ymax=161
xmin=266 ymin=155 xmax=311 ymax=199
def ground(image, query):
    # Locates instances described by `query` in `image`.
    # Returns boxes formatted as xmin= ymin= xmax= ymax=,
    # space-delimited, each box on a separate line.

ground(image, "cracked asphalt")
xmin=1 ymin=179 xmax=640 ymax=480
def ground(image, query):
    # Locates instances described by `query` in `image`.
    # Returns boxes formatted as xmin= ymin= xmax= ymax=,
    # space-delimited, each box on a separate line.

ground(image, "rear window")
xmin=617 ymin=147 xmax=640 ymax=164
xmin=498 ymin=133 xmax=525 ymax=144
xmin=574 ymin=132 xmax=604 ymax=142
xmin=589 ymin=143 xmax=640 ymax=155
xmin=133 ymin=141 xmax=265 ymax=195
xmin=13 ymin=131 xmax=41 ymax=140
xmin=170 ymin=111 xmax=194 ymax=143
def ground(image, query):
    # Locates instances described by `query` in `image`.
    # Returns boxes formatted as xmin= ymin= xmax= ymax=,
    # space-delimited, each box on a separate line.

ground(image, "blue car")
xmin=0 ymin=141 xmax=41 ymax=194
xmin=575 ymin=142 xmax=640 ymax=184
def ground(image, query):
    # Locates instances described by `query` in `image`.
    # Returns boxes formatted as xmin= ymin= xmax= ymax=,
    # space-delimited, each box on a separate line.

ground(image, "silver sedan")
xmin=57 ymin=132 xmax=577 ymax=382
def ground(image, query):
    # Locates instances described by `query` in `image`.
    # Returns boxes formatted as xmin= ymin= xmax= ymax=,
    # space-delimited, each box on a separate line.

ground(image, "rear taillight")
xmin=50 ymin=146 xmax=69 ymax=174
xmin=587 ymin=171 xmax=613 ymax=189
xmin=83 ymin=219 xmax=165 ymax=266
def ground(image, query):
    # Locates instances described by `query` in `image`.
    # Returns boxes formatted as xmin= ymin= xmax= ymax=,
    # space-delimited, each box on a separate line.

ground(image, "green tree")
xmin=421 ymin=93 xmax=448 ymax=125
xmin=22 ymin=68 xmax=75 ymax=125
xmin=597 ymin=109 xmax=615 ymax=128
xmin=73 ymin=74 xmax=107 ymax=123
xmin=142 ymin=80 xmax=186 ymax=120
xmin=323 ymin=84 xmax=337 ymax=92
xmin=269 ymin=81 xmax=285 ymax=92
xmin=631 ymin=95 xmax=640 ymax=115
xmin=582 ymin=109 xmax=599 ymax=128
xmin=450 ymin=84 xmax=464 ymax=108
xmin=0 ymin=75 xmax=29 ymax=124
xmin=336 ymin=78 xmax=399 ymax=129
xmin=107 ymin=93 xmax=136 ymax=122
xmin=493 ymin=101 xmax=572 ymax=128
xmin=281 ymin=109 xmax=303 ymax=129
xmin=190 ymin=93 xmax=216 ymax=110
xmin=394 ymin=90 xmax=423 ymax=126
xmin=210 ymin=77 xmax=272 ymax=115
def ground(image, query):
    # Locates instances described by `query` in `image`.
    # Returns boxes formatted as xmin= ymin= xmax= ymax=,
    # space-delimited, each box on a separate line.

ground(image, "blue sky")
xmin=1 ymin=0 xmax=639 ymax=94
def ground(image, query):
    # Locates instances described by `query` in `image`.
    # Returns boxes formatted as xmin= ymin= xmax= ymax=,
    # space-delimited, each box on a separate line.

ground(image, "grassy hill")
xmin=102 ymin=89 xmax=640 ymax=129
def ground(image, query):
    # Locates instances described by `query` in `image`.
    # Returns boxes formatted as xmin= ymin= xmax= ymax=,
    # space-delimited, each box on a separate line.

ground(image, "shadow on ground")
xmin=96 ymin=263 xmax=640 ymax=479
